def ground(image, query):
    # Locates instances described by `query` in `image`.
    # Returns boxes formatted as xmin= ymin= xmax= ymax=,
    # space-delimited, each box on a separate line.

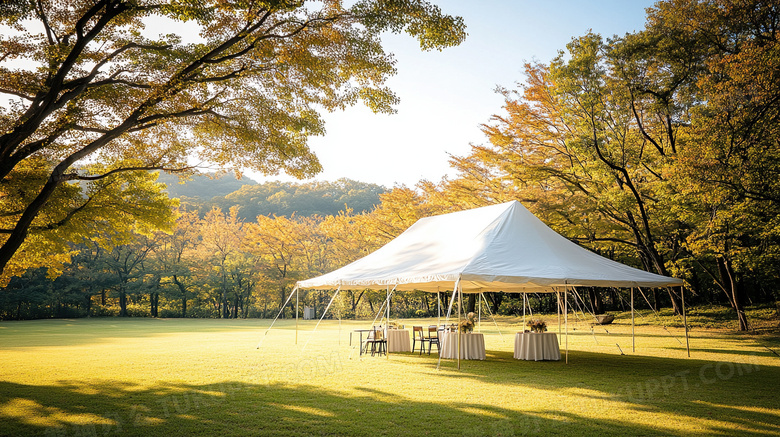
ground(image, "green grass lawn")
xmin=0 ymin=315 xmax=779 ymax=436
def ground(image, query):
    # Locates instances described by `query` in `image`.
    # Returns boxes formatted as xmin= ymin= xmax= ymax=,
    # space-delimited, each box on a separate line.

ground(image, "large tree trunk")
xmin=588 ymin=288 xmax=604 ymax=314
xmin=119 ymin=288 xmax=128 ymax=317
xmin=150 ymin=292 xmax=159 ymax=317
xmin=173 ymin=275 xmax=187 ymax=317
xmin=278 ymin=286 xmax=288 ymax=319
xmin=608 ymin=288 xmax=618 ymax=311
xmin=487 ymin=292 xmax=503 ymax=314
xmin=466 ymin=294 xmax=476 ymax=313
xmin=221 ymin=290 xmax=228 ymax=319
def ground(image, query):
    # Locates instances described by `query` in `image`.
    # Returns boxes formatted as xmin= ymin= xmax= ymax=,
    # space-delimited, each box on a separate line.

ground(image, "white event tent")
xmin=261 ymin=201 xmax=688 ymax=365
xmin=298 ymin=201 xmax=682 ymax=291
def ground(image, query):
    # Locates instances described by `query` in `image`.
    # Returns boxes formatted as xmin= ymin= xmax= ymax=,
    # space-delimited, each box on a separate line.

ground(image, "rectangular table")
xmin=440 ymin=332 xmax=486 ymax=360
xmin=350 ymin=329 xmax=373 ymax=347
xmin=352 ymin=329 xmax=411 ymax=355
xmin=514 ymin=332 xmax=560 ymax=361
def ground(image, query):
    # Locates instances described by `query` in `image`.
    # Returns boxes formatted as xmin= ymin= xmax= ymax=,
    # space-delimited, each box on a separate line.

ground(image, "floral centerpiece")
xmin=527 ymin=319 xmax=547 ymax=333
xmin=459 ymin=312 xmax=477 ymax=333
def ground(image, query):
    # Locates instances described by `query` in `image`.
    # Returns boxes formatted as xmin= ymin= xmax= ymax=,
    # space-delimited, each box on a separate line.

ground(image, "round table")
xmin=440 ymin=332 xmax=486 ymax=360
xmin=386 ymin=329 xmax=411 ymax=352
xmin=514 ymin=332 xmax=560 ymax=361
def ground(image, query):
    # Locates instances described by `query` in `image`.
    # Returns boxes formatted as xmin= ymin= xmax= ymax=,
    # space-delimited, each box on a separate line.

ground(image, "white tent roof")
xmin=297 ymin=201 xmax=683 ymax=292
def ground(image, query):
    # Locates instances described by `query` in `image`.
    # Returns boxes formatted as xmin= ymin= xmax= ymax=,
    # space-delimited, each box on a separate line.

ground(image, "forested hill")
xmin=157 ymin=172 xmax=386 ymax=219
xmin=157 ymin=172 xmax=255 ymax=199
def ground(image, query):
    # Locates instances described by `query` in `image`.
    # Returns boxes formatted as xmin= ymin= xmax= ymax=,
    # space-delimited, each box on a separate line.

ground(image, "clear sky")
xmin=248 ymin=0 xmax=659 ymax=188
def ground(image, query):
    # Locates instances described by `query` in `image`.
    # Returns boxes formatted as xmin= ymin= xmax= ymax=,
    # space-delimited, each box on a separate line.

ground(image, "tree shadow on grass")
xmin=2 ymin=346 xmax=780 ymax=437
xmin=396 ymin=347 xmax=780 ymax=433
xmin=0 ymin=377 xmax=734 ymax=437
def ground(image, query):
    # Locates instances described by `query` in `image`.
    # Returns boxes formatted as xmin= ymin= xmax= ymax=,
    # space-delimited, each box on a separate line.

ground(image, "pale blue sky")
xmin=250 ymin=0 xmax=659 ymax=187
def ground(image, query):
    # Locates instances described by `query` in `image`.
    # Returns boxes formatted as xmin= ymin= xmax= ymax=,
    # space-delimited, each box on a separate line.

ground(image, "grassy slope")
xmin=0 ymin=315 xmax=778 ymax=437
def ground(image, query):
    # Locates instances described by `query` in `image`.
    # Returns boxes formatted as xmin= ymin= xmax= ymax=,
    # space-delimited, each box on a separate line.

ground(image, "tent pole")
xmin=295 ymin=287 xmax=299 ymax=345
xmin=631 ymin=287 xmax=635 ymax=353
xmin=681 ymin=286 xmax=690 ymax=357
xmin=565 ymin=286 xmax=568 ymax=364
xmin=436 ymin=280 xmax=460 ymax=371
xmin=557 ymin=290 xmax=561 ymax=344
xmin=338 ymin=297 xmax=341 ymax=347
xmin=478 ymin=292 xmax=482 ymax=332
xmin=457 ymin=280 xmax=462 ymax=370
xmin=387 ymin=286 xmax=390 ymax=360
xmin=437 ymin=287 xmax=441 ymax=328
xmin=523 ymin=292 xmax=526 ymax=330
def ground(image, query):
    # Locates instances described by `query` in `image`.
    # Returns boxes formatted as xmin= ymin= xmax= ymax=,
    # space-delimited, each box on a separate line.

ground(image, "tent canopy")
xmin=297 ymin=201 xmax=683 ymax=292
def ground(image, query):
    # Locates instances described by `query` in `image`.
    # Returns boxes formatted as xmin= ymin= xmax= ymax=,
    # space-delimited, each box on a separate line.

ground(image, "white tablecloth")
xmin=387 ymin=329 xmax=411 ymax=352
xmin=440 ymin=332 xmax=486 ymax=360
xmin=514 ymin=332 xmax=560 ymax=361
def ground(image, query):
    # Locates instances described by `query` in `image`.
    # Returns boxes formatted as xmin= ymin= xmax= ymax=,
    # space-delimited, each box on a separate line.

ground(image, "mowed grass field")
xmin=1 ymin=316 xmax=779 ymax=436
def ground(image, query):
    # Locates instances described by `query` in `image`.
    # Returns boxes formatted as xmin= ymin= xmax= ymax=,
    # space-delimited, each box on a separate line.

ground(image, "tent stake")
xmin=681 ymin=286 xmax=690 ymax=357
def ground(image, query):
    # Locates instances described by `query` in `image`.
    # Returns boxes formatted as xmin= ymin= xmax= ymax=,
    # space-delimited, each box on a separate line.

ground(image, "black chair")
xmin=426 ymin=326 xmax=441 ymax=355
xmin=363 ymin=326 xmax=386 ymax=356
xmin=412 ymin=326 xmax=429 ymax=355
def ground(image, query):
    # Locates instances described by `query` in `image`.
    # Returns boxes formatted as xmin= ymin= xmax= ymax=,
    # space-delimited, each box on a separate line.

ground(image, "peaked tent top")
xmin=297 ymin=201 xmax=683 ymax=292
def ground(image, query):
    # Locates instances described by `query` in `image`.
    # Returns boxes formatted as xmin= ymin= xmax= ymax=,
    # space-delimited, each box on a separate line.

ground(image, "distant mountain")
xmin=156 ymin=172 xmax=256 ymax=200
xmin=213 ymin=178 xmax=386 ymax=219
xmin=156 ymin=172 xmax=385 ymax=218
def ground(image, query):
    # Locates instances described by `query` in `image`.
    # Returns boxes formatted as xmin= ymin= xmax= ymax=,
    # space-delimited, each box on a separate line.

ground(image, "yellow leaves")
xmin=0 ymin=160 xmax=177 ymax=283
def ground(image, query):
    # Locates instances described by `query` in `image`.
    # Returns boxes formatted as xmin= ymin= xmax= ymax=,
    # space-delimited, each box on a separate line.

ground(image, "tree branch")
xmin=0 ymin=87 xmax=35 ymax=100
xmin=67 ymin=165 xmax=195 ymax=181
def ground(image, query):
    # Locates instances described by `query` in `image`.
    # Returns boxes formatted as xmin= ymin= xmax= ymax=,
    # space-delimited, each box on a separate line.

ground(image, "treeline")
xmin=0 ymin=191 xmax=440 ymax=320
xmin=0 ymin=177 xmax=386 ymax=321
